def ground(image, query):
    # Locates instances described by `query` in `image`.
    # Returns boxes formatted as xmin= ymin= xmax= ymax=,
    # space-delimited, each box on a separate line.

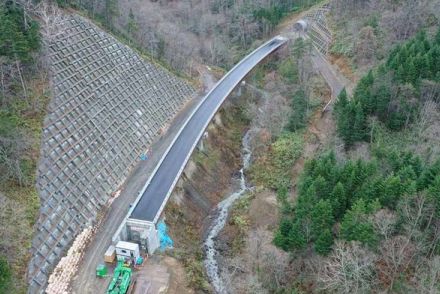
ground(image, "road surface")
xmin=130 ymin=36 xmax=287 ymax=222
xmin=71 ymin=88 xmax=205 ymax=293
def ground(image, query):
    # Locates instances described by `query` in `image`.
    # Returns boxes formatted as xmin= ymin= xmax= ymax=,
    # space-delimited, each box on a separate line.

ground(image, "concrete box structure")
xmin=113 ymin=218 xmax=160 ymax=255
xmin=115 ymin=241 xmax=140 ymax=261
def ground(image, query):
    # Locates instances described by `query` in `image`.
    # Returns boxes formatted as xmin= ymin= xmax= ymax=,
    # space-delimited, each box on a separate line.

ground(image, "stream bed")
xmin=204 ymin=130 xmax=252 ymax=293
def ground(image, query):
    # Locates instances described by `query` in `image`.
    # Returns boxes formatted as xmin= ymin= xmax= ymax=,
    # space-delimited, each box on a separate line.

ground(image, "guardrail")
xmin=113 ymin=35 xmax=287 ymax=243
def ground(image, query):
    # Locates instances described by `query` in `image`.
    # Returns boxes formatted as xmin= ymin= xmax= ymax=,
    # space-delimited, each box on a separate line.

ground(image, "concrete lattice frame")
xmin=28 ymin=15 xmax=194 ymax=292
xmin=304 ymin=4 xmax=332 ymax=55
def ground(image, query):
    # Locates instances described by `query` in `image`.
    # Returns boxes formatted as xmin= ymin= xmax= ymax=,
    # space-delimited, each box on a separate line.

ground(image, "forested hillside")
xmin=55 ymin=0 xmax=321 ymax=72
xmin=0 ymin=2 xmax=46 ymax=293
xmin=268 ymin=17 xmax=440 ymax=294
xmin=0 ymin=0 xmax=439 ymax=293
xmin=335 ymin=30 xmax=440 ymax=146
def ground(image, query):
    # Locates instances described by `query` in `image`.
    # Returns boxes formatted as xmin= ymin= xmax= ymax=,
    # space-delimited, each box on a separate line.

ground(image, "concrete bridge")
xmin=113 ymin=36 xmax=287 ymax=252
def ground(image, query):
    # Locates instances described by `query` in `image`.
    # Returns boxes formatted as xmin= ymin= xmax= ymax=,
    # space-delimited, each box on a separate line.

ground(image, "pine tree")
xmin=353 ymin=102 xmax=367 ymax=142
xmin=25 ymin=21 xmax=40 ymax=52
xmin=337 ymin=102 xmax=357 ymax=147
xmin=0 ymin=4 xmax=40 ymax=63
xmin=406 ymin=58 xmax=417 ymax=84
xmin=375 ymin=84 xmax=391 ymax=120
xmin=315 ymin=228 xmax=333 ymax=255
xmin=396 ymin=64 xmax=405 ymax=82
xmin=340 ymin=199 xmax=377 ymax=247
xmin=331 ymin=182 xmax=346 ymax=219
xmin=311 ymin=199 xmax=334 ymax=237
xmin=387 ymin=45 xmax=401 ymax=68
xmin=430 ymin=47 xmax=440 ymax=78
xmin=381 ymin=175 xmax=403 ymax=208
xmin=335 ymin=88 xmax=348 ymax=115
xmin=289 ymin=222 xmax=307 ymax=250
xmin=418 ymin=159 xmax=440 ymax=190
xmin=293 ymin=37 xmax=306 ymax=59
xmin=274 ymin=218 xmax=293 ymax=250
xmin=286 ymin=89 xmax=307 ymax=131
xmin=313 ymin=176 xmax=330 ymax=199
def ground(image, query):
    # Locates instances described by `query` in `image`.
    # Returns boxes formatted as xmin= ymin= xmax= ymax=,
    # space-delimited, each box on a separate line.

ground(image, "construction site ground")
xmin=71 ymin=68 xmax=215 ymax=293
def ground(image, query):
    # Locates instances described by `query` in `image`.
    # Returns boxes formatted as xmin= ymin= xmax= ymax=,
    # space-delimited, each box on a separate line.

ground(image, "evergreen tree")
xmin=0 ymin=3 xmax=40 ymax=63
xmin=406 ymin=58 xmax=417 ymax=84
xmin=274 ymin=218 xmax=293 ymax=250
xmin=286 ymin=89 xmax=307 ymax=131
xmin=340 ymin=199 xmax=378 ymax=247
xmin=337 ymin=102 xmax=357 ymax=147
xmin=354 ymin=71 xmax=374 ymax=111
xmin=313 ymin=176 xmax=330 ymax=199
xmin=334 ymin=88 xmax=348 ymax=115
xmin=331 ymin=182 xmax=347 ymax=219
xmin=381 ymin=175 xmax=403 ymax=208
xmin=396 ymin=64 xmax=405 ymax=82
xmin=293 ymin=37 xmax=306 ymax=59
xmin=315 ymin=228 xmax=333 ymax=255
xmin=418 ymin=159 xmax=440 ymax=190
xmin=289 ymin=222 xmax=307 ymax=249
xmin=387 ymin=45 xmax=401 ymax=69
xmin=375 ymin=84 xmax=391 ymax=120
xmin=0 ymin=256 xmax=11 ymax=290
xmin=353 ymin=102 xmax=367 ymax=141
xmin=311 ymin=199 xmax=334 ymax=237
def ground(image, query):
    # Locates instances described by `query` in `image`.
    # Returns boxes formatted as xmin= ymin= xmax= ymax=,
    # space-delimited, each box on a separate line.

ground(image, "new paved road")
xmin=130 ymin=36 xmax=287 ymax=222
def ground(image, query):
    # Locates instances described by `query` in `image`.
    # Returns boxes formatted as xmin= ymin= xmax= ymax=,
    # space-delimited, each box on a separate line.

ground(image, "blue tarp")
xmin=157 ymin=220 xmax=174 ymax=251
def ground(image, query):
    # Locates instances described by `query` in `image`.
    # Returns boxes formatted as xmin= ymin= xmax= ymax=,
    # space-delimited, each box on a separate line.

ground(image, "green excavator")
xmin=107 ymin=260 xmax=132 ymax=294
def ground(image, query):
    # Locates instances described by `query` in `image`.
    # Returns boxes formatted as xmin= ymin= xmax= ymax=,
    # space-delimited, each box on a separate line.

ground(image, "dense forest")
xmin=270 ymin=27 xmax=440 ymax=292
xmin=54 ymin=0 xmax=322 ymax=72
xmin=0 ymin=1 xmax=41 ymax=186
xmin=335 ymin=29 xmax=440 ymax=147
xmin=0 ymin=2 xmax=44 ymax=292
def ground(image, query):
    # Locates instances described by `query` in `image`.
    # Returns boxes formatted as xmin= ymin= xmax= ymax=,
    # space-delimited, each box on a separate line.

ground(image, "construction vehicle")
xmin=107 ymin=260 xmax=132 ymax=294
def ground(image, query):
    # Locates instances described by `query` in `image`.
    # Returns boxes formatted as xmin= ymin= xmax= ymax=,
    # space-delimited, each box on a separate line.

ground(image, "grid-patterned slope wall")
xmin=305 ymin=4 xmax=332 ymax=55
xmin=28 ymin=15 xmax=194 ymax=292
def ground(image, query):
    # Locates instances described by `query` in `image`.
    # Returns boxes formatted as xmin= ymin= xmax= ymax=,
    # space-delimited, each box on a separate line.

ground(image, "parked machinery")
xmin=107 ymin=261 xmax=132 ymax=294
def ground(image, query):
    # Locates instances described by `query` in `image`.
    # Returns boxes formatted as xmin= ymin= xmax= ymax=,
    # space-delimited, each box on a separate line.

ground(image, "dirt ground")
xmin=162 ymin=256 xmax=194 ymax=294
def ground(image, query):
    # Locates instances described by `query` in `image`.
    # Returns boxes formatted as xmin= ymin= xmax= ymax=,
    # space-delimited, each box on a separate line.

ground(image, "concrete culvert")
xmin=294 ymin=19 xmax=308 ymax=32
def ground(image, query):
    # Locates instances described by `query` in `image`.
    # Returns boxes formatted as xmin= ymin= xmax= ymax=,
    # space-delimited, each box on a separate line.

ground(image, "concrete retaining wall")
xmin=28 ymin=15 xmax=194 ymax=292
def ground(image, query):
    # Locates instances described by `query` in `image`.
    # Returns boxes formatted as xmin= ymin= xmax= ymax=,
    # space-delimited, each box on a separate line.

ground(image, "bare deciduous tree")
xmin=371 ymin=209 xmax=396 ymax=241
xmin=376 ymin=235 xmax=418 ymax=290
xmin=354 ymin=26 xmax=377 ymax=66
xmin=0 ymin=130 xmax=33 ymax=186
xmin=34 ymin=1 xmax=68 ymax=43
xmin=319 ymin=241 xmax=377 ymax=293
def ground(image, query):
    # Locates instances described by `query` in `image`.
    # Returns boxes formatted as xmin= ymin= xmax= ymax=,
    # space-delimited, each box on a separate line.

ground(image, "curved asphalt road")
xmin=130 ymin=36 xmax=287 ymax=222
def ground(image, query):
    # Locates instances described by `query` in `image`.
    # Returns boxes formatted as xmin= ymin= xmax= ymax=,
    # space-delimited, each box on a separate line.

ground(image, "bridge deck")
xmin=130 ymin=36 xmax=287 ymax=222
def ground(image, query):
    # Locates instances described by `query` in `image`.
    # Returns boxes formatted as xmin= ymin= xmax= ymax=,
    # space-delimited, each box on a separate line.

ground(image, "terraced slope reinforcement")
xmin=28 ymin=15 xmax=194 ymax=292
